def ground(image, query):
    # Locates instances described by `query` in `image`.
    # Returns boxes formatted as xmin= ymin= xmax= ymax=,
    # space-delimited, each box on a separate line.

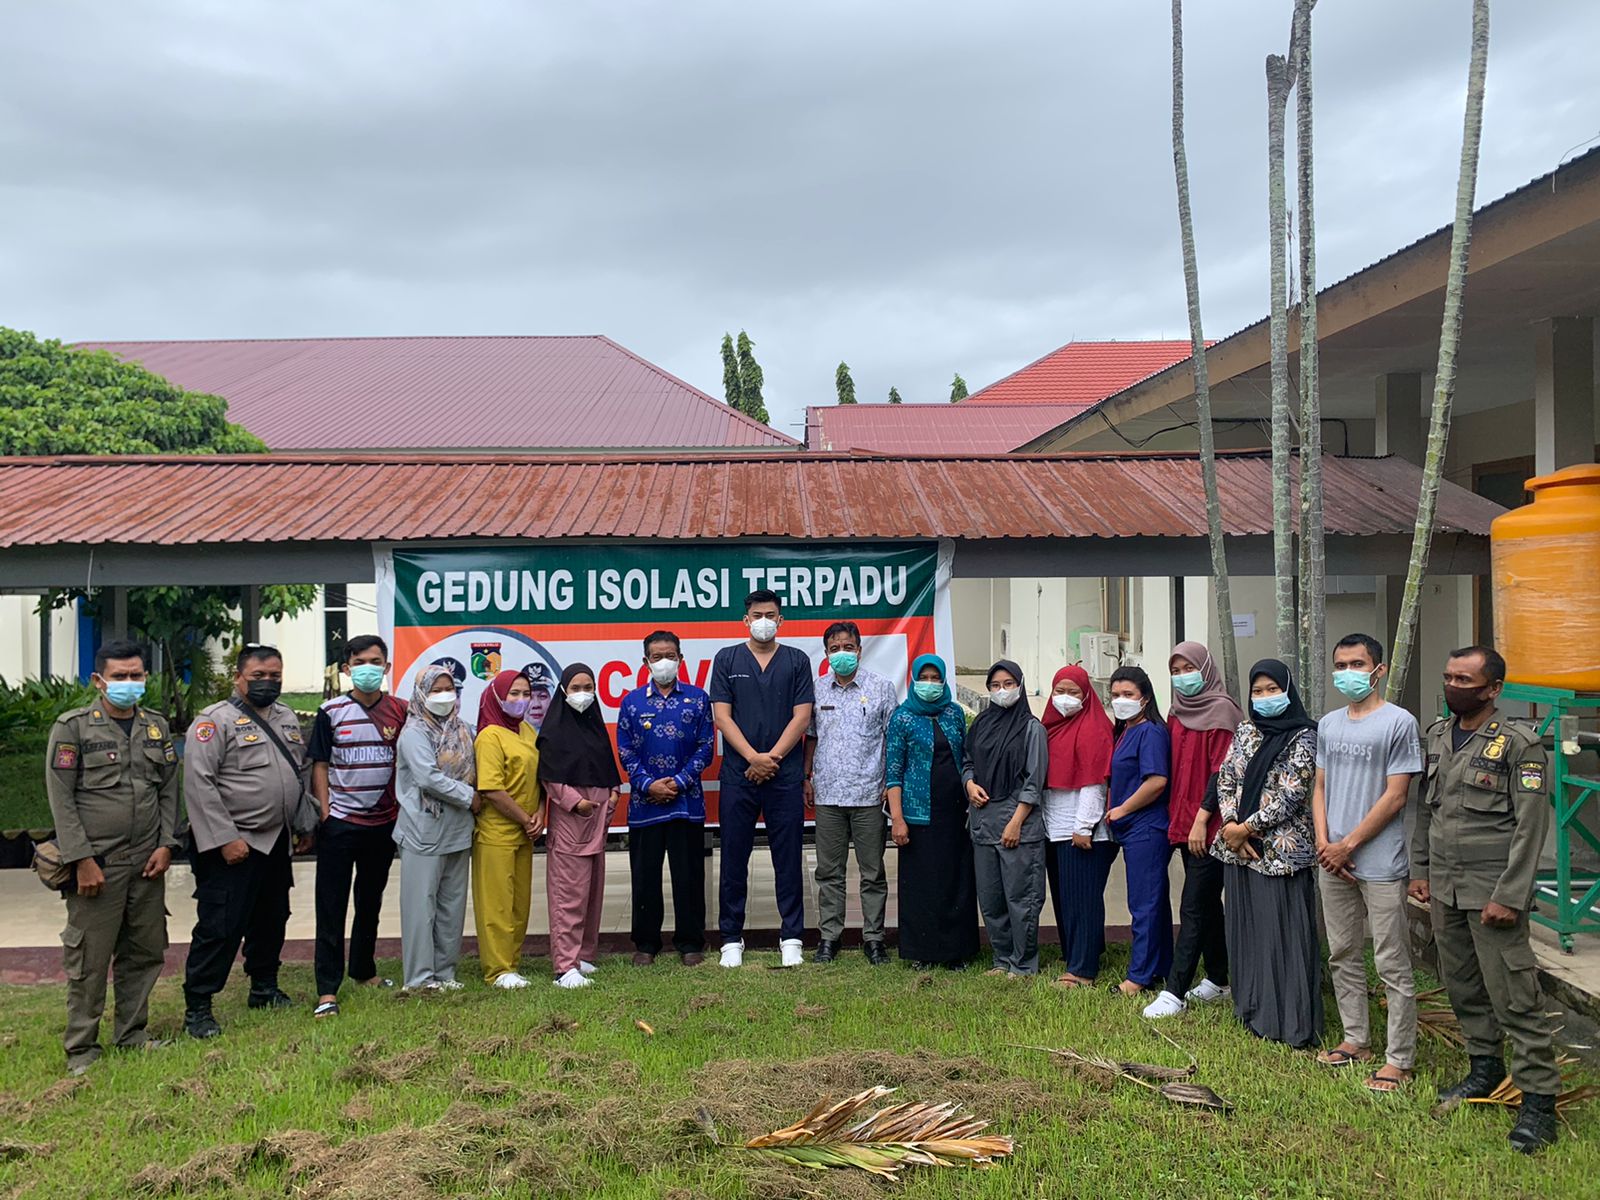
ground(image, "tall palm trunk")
xmin=1266 ymin=48 xmax=1297 ymax=667
xmin=1387 ymin=0 xmax=1491 ymax=702
xmin=1170 ymin=0 xmax=1240 ymax=697
xmin=1292 ymin=0 xmax=1325 ymax=714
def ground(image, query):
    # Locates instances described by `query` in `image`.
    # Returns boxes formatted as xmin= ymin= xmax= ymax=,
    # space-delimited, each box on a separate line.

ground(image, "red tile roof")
xmin=72 ymin=335 xmax=796 ymax=451
xmin=0 ymin=452 xmax=1502 ymax=547
xmin=805 ymin=402 xmax=1084 ymax=453
xmin=962 ymin=340 xmax=1197 ymax=407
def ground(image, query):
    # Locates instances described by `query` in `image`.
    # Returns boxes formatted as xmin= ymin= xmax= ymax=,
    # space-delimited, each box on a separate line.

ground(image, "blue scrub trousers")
xmin=1116 ymin=820 xmax=1173 ymax=986
xmin=1055 ymin=839 xmax=1120 ymax=980
xmin=718 ymin=776 xmax=806 ymax=943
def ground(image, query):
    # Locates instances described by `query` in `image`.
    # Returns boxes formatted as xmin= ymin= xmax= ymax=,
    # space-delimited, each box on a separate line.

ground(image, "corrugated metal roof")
xmin=0 ymin=452 xmax=1502 ymax=547
xmin=805 ymin=403 xmax=1085 ymax=453
xmin=71 ymin=335 xmax=796 ymax=451
xmin=962 ymin=340 xmax=1197 ymax=406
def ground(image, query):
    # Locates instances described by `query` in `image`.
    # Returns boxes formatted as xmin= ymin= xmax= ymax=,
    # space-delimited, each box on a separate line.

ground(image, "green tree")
xmin=735 ymin=331 xmax=768 ymax=424
xmin=949 ymin=374 xmax=968 ymax=402
xmin=1388 ymin=0 xmax=1491 ymax=702
xmin=836 ymin=362 xmax=857 ymax=405
xmin=0 ymin=327 xmax=316 ymax=728
xmin=1266 ymin=37 xmax=1297 ymax=669
xmin=720 ymin=333 xmax=740 ymax=409
xmin=888 ymin=387 xmax=902 ymax=405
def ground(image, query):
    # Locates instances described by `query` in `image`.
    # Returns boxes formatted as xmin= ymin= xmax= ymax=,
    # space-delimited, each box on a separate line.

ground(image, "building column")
xmin=101 ymin=587 xmax=129 ymax=642
xmin=240 ymin=586 xmax=262 ymax=647
xmin=1534 ymin=317 xmax=1595 ymax=477
xmin=39 ymin=601 xmax=53 ymax=680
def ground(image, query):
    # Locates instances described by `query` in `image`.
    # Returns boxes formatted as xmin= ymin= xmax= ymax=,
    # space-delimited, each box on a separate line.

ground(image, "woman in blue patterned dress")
xmin=886 ymin=654 xmax=977 ymax=969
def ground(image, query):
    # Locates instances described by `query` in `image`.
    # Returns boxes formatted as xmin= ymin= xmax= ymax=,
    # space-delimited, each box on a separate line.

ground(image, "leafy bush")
xmin=0 ymin=676 xmax=96 ymax=753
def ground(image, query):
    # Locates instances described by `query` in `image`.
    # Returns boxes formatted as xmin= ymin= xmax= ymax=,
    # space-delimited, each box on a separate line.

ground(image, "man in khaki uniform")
xmin=182 ymin=644 xmax=314 ymax=1039
xmin=45 ymin=639 xmax=181 ymax=1075
xmin=1409 ymin=645 xmax=1559 ymax=1154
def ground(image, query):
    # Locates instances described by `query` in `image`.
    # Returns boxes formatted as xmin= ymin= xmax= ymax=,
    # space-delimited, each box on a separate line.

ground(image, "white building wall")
xmin=0 ymin=596 xmax=79 ymax=681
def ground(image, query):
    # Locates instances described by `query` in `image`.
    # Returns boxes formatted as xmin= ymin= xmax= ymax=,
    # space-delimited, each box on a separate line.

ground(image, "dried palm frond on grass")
xmin=1465 ymin=1056 xmax=1599 ymax=1117
xmin=1014 ymin=1039 xmax=1231 ymax=1114
xmin=719 ymin=1086 xmax=1014 ymax=1179
xmin=1379 ymin=986 xmax=1465 ymax=1049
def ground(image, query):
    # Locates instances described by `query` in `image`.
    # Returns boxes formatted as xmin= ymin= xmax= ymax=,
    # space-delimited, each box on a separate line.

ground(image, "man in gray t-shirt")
xmin=1312 ymin=634 xmax=1423 ymax=1092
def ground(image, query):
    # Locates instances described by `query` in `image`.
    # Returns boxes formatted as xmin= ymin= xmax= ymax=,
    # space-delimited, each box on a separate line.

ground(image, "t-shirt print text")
xmin=1324 ymin=740 xmax=1375 ymax=761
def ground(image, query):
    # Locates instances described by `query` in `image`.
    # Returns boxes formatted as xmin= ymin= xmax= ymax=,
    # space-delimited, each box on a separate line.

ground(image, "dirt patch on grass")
xmin=687 ymin=993 xmax=721 ymax=1012
xmin=0 ymin=1141 xmax=52 ymax=1162
xmin=449 ymin=1062 xmax=517 ymax=1101
xmin=333 ymin=1042 xmax=437 ymax=1087
xmin=792 ymin=1003 xmax=829 ymax=1019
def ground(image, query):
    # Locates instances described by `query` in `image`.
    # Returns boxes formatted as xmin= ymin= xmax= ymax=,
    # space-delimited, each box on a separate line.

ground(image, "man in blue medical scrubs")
xmin=710 ymin=589 xmax=816 ymax=968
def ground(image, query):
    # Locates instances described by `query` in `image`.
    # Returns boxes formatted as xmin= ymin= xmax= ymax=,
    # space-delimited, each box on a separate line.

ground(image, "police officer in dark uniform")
xmin=44 ymin=639 xmax=181 ymax=1075
xmin=1409 ymin=645 xmax=1559 ymax=1153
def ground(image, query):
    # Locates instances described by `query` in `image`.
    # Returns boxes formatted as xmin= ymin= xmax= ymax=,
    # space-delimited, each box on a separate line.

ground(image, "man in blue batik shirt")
xmin=617 ymin=630 xmax=715 ymax=967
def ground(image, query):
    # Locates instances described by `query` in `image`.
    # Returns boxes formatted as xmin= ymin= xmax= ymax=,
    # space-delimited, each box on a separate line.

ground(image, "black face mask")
xmin=1443 ymin=683 xmax=1494 ymax=717
xmin=245 ymin=680 xmax=282 ymax=708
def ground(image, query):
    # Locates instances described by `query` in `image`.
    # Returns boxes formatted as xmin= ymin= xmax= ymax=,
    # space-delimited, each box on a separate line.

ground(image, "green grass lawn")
xmin=0 ymin=751 xmax=49 ymax=831
xmin=1 ymin=943 xmax=1595 ymax=1199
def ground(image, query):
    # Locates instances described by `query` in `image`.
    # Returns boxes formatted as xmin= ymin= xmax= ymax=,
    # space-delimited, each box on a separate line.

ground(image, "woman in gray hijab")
xmin=394 ymin=664 xmax=479 ymax=990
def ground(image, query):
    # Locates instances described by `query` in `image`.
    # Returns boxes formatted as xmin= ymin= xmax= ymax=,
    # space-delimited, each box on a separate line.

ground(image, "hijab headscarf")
xmin=1041 ymin=664 xmax=1114 ymax=790
xmin=899 ymin=653 xmax=953 ymax=717
xmin=1167 ymin=640 xmax=1244 ymax=733
xmin=536 ymin=662 xmax=623 ymax=788
xmin=1239 ymin=658 xmax=1316 ymax=820
xmin=967 ymin=659 xmax=1039 ymax=797
xmin=476 ymin=669 xmax=527 ymax=736
xmin=408 ymin=664 xmax=477 ymax=783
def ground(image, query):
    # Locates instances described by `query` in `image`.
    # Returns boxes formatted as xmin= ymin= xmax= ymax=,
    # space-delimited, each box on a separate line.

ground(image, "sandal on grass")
xmin=312 ymin=1000 xmax=339 ymax=1019
xmin=1054 ymin=974 xmax=1092 ymax=989
xmin=1364 ymin=1066 xmax=1411 ymax=1094
xmin=1315 ymin=1046 xmax=1373 ymax=1068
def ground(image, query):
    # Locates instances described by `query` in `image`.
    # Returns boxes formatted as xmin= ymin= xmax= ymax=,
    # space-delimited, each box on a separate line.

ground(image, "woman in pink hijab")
xmin=1142 ymin=641 xmax=1242 ymax=1020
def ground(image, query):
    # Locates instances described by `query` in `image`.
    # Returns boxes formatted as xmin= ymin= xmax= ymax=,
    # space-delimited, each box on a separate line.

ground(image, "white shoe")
xmin=554 ymin=968 xmax=592 ymax=989
xmin=1142 ymin=990 xmax=1187 ymax=1019
xmin=1186 ymin=979 xmax=1231 ymax=1004
xmin=578 ymin=960 xmax=598 ymax=976
xmin=719 ymin=940 xmax=745 ymax=968
xmin=437 ymin=979 xmax=465 ymax=991
xmin=492 ymin=972 xmax=531 ymax=990
xmin=779 ymin=938 xmax=804 ymax=968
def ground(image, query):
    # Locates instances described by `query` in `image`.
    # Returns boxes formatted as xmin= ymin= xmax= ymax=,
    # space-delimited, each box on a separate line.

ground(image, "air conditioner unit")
xmin=1080 ymin=632 xmax=1121 ymax=680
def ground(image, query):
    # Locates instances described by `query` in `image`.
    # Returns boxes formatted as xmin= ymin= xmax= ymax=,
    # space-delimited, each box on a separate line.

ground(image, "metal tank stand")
xmin=1501 ymin=683 xmax=1600 ymax=953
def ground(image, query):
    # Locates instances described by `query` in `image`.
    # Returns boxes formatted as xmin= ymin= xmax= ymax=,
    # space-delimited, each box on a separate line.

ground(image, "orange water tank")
xmin=1491 ymin=462 xmax=1600 ymax=691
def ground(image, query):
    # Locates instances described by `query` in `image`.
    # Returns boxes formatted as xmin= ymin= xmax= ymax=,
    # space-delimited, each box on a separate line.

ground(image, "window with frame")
xmin=1101 ymin=577 xmax=1130 ymax=640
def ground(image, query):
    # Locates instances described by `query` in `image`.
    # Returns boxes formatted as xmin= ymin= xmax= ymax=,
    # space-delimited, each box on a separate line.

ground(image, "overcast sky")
xmin=2 ymin=1 xmax=1596 ymax=439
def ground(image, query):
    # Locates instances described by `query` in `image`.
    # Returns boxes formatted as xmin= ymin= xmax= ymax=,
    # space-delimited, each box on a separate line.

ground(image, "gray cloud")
xmin=1 ymin=1 xmax=1595 ymax=439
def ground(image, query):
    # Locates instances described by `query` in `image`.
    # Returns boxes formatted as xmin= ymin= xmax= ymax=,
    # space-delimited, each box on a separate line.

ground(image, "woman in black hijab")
xmin=963 ymin=660 xmax=1050 ymax=976
xmin=537 ymin=663 xmax=623 ymax=990
xmin=1206 ymin=658 xmax=1322 ymax=1047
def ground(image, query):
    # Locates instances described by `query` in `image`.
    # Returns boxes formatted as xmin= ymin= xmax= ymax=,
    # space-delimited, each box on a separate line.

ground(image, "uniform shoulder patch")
xmin=1517 ymin=760 xmax=1545 ymax=791
xmin=53 ymin=743 xmax=78 ymax=770
xmin=193 ymin=721 xmax=217 ymax=743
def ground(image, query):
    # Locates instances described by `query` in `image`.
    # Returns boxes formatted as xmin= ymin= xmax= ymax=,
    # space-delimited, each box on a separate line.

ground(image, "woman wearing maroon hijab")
xmin=1039 ymin=665 xmax=1117 ymax=986
xmin=472 ymin=669 xmax=543 ymax=988
xmin=1144 ymin=641 xmax=1242 ymax=1018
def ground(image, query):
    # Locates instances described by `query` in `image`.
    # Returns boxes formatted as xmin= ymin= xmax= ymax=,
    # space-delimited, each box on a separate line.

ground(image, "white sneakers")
xmin=1187 ymin=978 xmax=1231 ymax=1004
xmin=436 ymin=979 xmax=465 ymax=991
xmin=779 ymin=938 xmax=804 ymax=968
xmin=554 ymin=968 xmax=592 ymax=989
xmin=720 ymin=940 xmax=745 ymax=968
xmin=492 ymin=972 xmax=531 ymax=990
xmin=1142 ymin=990 xmax=1187 ymax=1018
xmin=578 ymin=961 xmax=598 ymax=977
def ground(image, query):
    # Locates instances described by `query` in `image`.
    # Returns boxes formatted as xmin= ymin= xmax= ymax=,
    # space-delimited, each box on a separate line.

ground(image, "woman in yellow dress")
xmin=472 ymin=669 xmax=544 ymax=987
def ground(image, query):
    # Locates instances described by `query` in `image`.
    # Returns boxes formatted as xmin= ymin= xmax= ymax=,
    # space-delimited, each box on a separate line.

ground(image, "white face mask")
xmin=748 ymin=617 xmax=778 ymax=643
xmin=565 ymin=690 xmax=596 ymax=713
xmin=989 ymin=686 xmax=1021 ymax=709
xmin=649 ymin=657 xmax=680 ymax=685
xmin=1051 ymin=693 xmax=1083 ymax=717
xmin=423 ymin=692 xmax=458 ymax=717
xmin=1110 ymin=696 xmax=1144 ymax=721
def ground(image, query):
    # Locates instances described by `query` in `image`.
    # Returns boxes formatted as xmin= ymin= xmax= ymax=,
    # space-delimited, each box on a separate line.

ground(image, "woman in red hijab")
xmin=472 ymin=669 xmax=544 ymax=989
xmin=1143 ymin=640 xmax=1243 ymax=1019
xmin=1039 ymin=664 xmax=1117 ymax=987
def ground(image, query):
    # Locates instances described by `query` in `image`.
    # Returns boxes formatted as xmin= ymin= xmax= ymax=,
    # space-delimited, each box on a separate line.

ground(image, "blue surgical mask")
xmin=1252 ymin=693 xmax=1290 ymax=719
xmin=913 ymin=680 xmax=944 ymax=703
xmin=1332 ymin=668 xmax=1376 ymax=702
xmin=350 ymin=664 xmax=386 ymax=692
xmin=103 ymin=680 xmax=146 ymax=709
xmin=828 ymin=651 xmax=859 ymax=677
xmin=1171 ymin=670 xmax=1205 ymax=697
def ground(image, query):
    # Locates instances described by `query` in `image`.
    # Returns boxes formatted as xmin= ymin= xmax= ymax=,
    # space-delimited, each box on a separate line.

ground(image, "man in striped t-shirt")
xmin=308 ymin=635 xmax=408 ymax=1016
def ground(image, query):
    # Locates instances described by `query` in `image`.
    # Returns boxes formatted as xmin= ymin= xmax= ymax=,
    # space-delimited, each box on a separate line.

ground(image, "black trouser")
xmin=629 ymin=819 xmax=706 ymax=955
xmin=1168 ymin=848 xmax=1228 ymax=997
xmin=184 ymin=830 xmax=293 ymax=1009
xmin=314 ymin=817 xmax=397 ymax=995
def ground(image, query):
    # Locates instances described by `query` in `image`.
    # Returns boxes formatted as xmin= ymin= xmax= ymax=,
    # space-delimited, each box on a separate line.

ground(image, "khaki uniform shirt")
xmin=1412 ymin=711 xmax=1549 ymax=911
xmin=184 ymin=698 xmax=309 ymax=854
xmin=45 ymin=704 xmax=180 ymax=866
